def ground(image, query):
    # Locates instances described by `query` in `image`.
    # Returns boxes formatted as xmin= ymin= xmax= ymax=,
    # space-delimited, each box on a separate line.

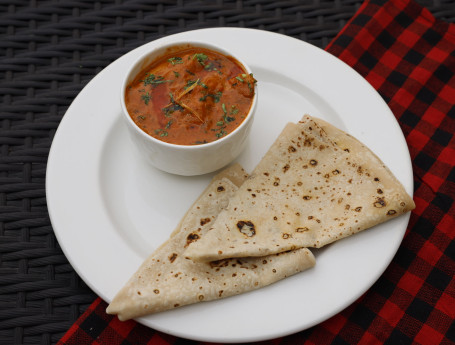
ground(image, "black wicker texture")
xmin=0 ymin=1 xmax=454 ymax=344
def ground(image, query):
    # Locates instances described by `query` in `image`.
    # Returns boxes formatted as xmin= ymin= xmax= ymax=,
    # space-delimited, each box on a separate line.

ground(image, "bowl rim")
xmin=120 ymin=40 xmax=258 ymax=150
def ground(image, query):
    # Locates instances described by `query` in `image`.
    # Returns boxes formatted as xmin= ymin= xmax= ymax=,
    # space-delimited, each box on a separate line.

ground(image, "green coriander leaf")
xmin=230 ymin=105 xmax=239 ymax=115
xmin=168 ymin=57 xmax=183 ymax=65
xmin=193 ymin=53 xmax=208 ymax=66
xmin=142 ymin=73 xmax=171 ymax=87
xmin=141 ymin=92 xmax=151 ymax=105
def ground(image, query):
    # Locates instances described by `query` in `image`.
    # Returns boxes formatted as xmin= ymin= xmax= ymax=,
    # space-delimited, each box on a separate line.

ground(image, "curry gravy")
xmin=125 ymin=47 xmax=256 ymax=145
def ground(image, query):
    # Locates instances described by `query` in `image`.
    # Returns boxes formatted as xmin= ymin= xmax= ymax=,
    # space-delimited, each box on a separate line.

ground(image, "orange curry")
xmin=125 ymin=47 xmax=256 ymax=145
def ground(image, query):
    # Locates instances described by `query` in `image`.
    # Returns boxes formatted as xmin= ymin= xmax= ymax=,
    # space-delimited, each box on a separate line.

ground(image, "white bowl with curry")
xmin=121 ymin=41 xmax=258 ymax=176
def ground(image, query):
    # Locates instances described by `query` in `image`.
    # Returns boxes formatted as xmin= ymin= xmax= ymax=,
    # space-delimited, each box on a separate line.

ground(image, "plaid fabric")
xmin=58 ymin=0 xmax=455 ymax=344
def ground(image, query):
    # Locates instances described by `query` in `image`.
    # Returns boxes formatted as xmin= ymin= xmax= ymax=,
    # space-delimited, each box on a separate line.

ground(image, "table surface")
xmin=1 ymin=1 xmax=454 ymax=344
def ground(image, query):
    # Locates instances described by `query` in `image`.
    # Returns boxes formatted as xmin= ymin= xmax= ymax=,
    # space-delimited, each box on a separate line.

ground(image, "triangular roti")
xmin=185 ymin=115 xmax=415 ymax=262
xmin=106 ymin=164 xmax=315 ymax=320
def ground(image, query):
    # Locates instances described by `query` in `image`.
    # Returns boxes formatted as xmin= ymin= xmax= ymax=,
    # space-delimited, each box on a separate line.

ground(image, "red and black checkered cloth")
xmin=59 ymin=0 xmax=454 ymax=344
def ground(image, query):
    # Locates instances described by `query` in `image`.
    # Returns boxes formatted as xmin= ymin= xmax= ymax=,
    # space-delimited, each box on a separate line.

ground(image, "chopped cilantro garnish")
xmin=230 ymin=105 xmax=239 ymax=115
xmin=221 ymin=103 xmax=235 ymax=122
xmin=142 ymin=73 xmax=170 ymax=87
xmin=199 ymin=91 xmax=222 ymax=103
xmin=184 ymin=79 xmax=198 ymax=90
xmin=193 ymin=53 xmax=208 ymax=66
xmin=168 ymin=57 xmax=183 ymax=65
xmin=215 ymin=129 xmax=227 ymax=138
xmin=224 ymin=115 xmax=235 ymax=123
xmin=213 ymin=91 xmax=222 ymax=102
xmin=141 ymin=92 xmax=151 ymax=105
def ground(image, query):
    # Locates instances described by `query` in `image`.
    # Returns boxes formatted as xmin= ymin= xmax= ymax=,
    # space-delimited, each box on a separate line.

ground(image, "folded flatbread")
xmin=185 ymin=115 xmax=415 ymax=262
xmin=106 ymin=164 xmax=315 ymax=320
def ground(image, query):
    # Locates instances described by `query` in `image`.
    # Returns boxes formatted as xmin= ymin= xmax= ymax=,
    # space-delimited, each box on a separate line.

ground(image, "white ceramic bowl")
xmin=121 ymin=41 xmax=258 ymax=176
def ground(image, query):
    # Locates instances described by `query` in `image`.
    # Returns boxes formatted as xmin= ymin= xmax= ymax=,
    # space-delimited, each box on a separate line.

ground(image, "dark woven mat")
xmin=0 ymin=1 xmax=454 ymax=344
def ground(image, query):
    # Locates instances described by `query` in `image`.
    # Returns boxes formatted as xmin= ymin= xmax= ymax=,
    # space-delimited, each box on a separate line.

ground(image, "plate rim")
xmin=46 ymin=27 xmax=414 ymax=343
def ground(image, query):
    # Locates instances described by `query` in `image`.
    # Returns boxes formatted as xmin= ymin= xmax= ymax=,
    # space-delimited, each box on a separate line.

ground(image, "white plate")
xmin=46 ymin=28 xmax=413 ymax=343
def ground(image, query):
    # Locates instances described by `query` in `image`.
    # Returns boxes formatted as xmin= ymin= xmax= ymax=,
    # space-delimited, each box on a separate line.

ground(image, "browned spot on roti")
xmin=387 ymin=209 xmax=397 ymax=216
xmin=373 ymin=197 xmax=386 ymax=208
xmin=153 ymin=289 xmax=160 ymax=294
xmin=168 ymin=253 xmax=178 ymax=263
xmin=296 ymin=227 xmax=309 ymax=233
xmin=282 ymin=233 xmax=291 ymax=239
xmin=237 ymin=221 xmax=256 ymax=237
xmin=200 ymin=218 xmax=211 ymax=226
xmin=304 ymin=138 xmax=313 ymax=147
xmin=288 ymin=146 xmax=296 ymax=153
xmin=283 ymin=164 xmax=290 ymax=173
xmin=310 ymin=159 xmax=318 ymax=166
xmin=210 ymin=259 xmax=229 ymax=268
xmin=355 ymin=207 xmax=362 ymax=212
xmin=303 ymin=195 xmax=312 ymax=200
xmin=186 ymin=232 xmax=200 ymax=246
xmin=217 ymin=185 xmax=225 ymax=192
